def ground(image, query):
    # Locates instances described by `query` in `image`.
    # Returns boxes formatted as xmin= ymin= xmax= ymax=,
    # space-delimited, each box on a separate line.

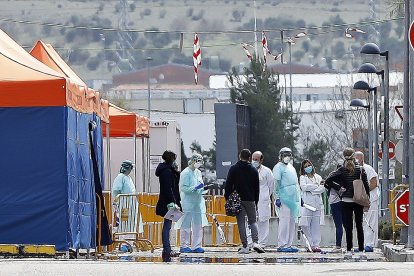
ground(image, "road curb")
xmin=382 ymin=242 xmax=414 ymax=262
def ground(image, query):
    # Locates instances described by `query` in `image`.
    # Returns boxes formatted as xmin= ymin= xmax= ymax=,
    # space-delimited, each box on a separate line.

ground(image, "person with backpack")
xmin=224 ymin=149 xmax=264 ymax=254
xmin=325 ymin=148 xmax=369 ymax=258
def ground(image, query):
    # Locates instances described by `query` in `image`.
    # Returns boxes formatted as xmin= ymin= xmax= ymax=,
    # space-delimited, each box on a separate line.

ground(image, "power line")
xmin=0 ymin=16 xmax=403 ymax=35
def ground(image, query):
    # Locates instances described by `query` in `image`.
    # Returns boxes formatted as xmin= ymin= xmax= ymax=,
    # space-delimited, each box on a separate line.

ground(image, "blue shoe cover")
xmin=364 ymin=246 xmax=373 ymax=252
xmin=180 ymin=247 xmax=192 ymax=253
xmin=192 ymin=247 xmax=205 ymax=253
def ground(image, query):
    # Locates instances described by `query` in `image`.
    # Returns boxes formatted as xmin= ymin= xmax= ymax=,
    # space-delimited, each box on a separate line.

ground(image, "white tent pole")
xmin=106 ymin=122 xmax=111 ymax=191
xmin=142 ymin=137 xmax=145 ymax=193
xmin=134 ymin=133 xmax=137 ymax=191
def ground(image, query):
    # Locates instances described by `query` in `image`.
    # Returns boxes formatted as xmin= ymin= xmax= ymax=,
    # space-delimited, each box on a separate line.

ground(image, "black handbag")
xmin=225 ymin=190 xmax=242 ymax=216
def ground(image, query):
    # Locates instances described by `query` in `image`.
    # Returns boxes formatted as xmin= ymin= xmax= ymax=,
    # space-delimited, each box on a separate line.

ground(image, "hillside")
xmin=0 ymin=0 xmax=399 ymax=82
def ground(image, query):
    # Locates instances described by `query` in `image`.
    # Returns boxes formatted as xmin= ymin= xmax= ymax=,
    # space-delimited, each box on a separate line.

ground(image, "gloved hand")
xmin=275 ymin=198 xmax=281 ymax=207
xmin=338 ymin=187 xmax=346 ymax=196
xmin=167 ymin=202 xmax=175 ymax=210
xmin=194 ymin=183 xmax=204 ymax=190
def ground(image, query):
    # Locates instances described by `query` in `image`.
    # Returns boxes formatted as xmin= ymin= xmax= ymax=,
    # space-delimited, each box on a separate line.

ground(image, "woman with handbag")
xmin=325 ymin=147 xmax=369 ymax=258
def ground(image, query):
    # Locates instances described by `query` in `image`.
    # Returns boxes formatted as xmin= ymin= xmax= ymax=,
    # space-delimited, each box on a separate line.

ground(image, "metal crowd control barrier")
xmin=102 ymin=191 xmax=242 ymax=250
xmin=112 ymin=194 xmax=154 ymax=252
xmin=388 ymin=184 xmax=409 ymax=244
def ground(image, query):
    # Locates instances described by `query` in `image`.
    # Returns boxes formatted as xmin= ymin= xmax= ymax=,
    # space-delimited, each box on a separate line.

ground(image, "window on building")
xmin=184 ymin=98 xmax=202 ymax=114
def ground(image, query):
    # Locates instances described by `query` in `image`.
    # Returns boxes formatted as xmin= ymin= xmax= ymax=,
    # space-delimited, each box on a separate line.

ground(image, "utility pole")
xmin=408 ymin=0 xmax=414 ymax=248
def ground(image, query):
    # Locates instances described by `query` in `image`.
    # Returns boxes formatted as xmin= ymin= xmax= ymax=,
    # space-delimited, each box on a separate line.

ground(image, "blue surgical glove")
xmin=167 ymin=202 xmax=175 ymax=210
xmin=195 ymin=183 xmax=204 ymax=190
xmin=275 ymin=198 xmax=281 ymax=208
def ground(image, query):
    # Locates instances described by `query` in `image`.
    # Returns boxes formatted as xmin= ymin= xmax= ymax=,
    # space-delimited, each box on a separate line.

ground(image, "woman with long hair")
xmin=325 ymin=148 xmax=369 ymax=258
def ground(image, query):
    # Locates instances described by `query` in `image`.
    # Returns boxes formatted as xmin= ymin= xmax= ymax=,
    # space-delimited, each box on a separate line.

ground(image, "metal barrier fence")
xmin=100 ymin=192 xmax=240 ymax=250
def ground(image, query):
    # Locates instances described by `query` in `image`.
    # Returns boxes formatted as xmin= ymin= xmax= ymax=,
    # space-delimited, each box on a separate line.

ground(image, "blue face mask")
xmin=304 ymin=166 xmax=313 ymax=174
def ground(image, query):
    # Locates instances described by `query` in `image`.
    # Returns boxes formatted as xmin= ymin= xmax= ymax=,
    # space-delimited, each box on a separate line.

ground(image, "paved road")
xmin=0 ymin=259 xmax=414 ymax=276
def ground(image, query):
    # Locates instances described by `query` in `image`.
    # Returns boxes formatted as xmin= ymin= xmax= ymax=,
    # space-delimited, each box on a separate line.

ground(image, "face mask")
xmin=283 ymin=156 xmax=291 ymax=164
xmin=172 ymin=160 xmax=178 ymax=169
xmin=252 ymin=161 xmax=260 ymax=168
xmin=304 ymin=166 xmax=313 ymax=174
xmin=194 ymin=162 xmax=202 ymax=169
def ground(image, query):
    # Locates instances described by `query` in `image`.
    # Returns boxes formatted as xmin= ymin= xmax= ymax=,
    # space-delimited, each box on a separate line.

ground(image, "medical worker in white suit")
xmin=251 ymin=151 xmax=274 ymax=248
xmin=273 ymin=147 xmax=301 ymax=253
xmin=299 ymin=159 xmax=325 ymax=252
xmin=355 ymin=151 xmax=379 ymax=252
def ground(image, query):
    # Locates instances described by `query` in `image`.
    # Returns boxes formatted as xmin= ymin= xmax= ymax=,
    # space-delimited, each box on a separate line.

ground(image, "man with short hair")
xmin=251 ymin=151 xmax=274 ymax=248
xmin=225 ymin=149 xmax=264 ymax=254
xmin=355 ymin=151 xmax=379 ymax=252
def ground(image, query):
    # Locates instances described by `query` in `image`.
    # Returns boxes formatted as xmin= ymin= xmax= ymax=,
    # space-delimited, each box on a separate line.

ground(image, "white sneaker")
xmin=330 ymin=247 xmax=342 ymax=253
xmin=358 ymin=252 xmax=367 ymax=260
xmin=252 ymin=242 xmax=265 ymax=253
xmin=344 ymin=251 xmax=353 ymax=259
xmin=238 ymin=247 xmax=250 ymax=254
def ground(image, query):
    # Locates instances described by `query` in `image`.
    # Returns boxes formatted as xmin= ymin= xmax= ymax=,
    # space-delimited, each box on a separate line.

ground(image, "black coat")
xmin=155 ymin=162 xmax=181 ymax=217
xmin=325 ymin=162 xmax=369 ymax=200
xmin=224 ymin=160 xmax=260 ymax=205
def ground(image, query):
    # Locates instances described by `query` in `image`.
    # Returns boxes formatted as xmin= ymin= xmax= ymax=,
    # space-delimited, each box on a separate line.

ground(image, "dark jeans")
xmin=342 ymin=201 xmax=364 ymax=252
xmin=162 ymin=218 xmax=172 ymax=253
xmin=236 ymin=201 xmax=258 ymax=248
xmin=330 ymin=202 xmax=343 ymax=247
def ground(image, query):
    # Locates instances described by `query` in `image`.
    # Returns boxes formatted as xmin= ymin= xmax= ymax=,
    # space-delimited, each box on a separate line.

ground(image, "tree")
xmin=180 ymin=139 xmax=188 ymax=170
xmin=227 ymin=57 xmax=299 ymax=168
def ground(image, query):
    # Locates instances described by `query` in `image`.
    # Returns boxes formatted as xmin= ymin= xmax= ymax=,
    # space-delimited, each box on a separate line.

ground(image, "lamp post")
xmin=286 ymin=32 xmax=307 ymax=112
xmin=350 ymin=99 xmax=371 ymax=167
xmin=146 ymin=56 xmax=153 ymax=120
xmin=358 ymin=62 xmax=387 ymax=214
xmin=353 ymin=81 xmax=379 ymax=173
xmin=360 ymin=44 xmax=390 ymax=214
xmin=145 ymin=56 xmax=152 ymax=193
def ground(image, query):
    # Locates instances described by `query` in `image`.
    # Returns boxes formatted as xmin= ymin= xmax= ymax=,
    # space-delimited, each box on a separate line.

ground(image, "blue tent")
xmin=0 ymin=30 xmax=106 ymax=251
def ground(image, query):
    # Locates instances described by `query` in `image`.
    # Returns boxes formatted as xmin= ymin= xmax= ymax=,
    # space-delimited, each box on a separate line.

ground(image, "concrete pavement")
xmin=0 ymin=259 xmax=413 ymax=276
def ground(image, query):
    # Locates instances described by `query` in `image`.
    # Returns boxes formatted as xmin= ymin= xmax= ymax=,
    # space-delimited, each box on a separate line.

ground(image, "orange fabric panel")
xmin=103 ymin=113 xmax=137 ymax=137
xmin=0 ymin=79 xmax=66 ymax=107
xmin=30 ymin=41 xmax=87 ymax=86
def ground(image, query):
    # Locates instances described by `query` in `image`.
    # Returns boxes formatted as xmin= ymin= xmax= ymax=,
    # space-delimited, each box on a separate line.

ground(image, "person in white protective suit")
xmin=112 ymin=160 xmax=136 ymax=199
xmin=251 ymin=151 xmax=274 ymax=248
xmin=273 ymin=147 xmax=301 ymax=253
xmin=299 ymin=159 xmax=325 ymax=252
xmin=111 ymin=160 xmax=137 ymax=252
xmin=175 ymin=153 xmax=208 ymax=253
xmin=355 ymin=151 xmax=379 ymax=252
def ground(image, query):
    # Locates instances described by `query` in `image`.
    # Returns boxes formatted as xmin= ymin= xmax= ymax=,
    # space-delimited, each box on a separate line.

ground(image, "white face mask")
xmin=194 ymin=162 xmax=202 ymax=169
xmin=252 ymin=161 xmax=260 ymax=168
xmin=283 ymin=156 xmax=291 ymax=164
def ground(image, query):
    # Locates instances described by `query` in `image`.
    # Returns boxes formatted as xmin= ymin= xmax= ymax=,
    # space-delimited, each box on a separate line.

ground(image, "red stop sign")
xmin=395 ymin=190 xmax=409 ymax=226
xmin=410 ymin=22 xmax=414 ymax=50
xmin=378 ymin=141 xmax=396 ymax=160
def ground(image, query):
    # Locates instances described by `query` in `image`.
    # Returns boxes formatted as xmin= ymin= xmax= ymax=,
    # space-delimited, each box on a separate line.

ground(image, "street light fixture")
xmin=360 ymin=43 xmax=390 ymax=216
xmin=353 ymin=81 xmax=379 ymax=173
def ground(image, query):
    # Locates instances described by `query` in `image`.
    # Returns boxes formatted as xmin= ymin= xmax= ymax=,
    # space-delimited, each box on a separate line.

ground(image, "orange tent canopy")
xmin=30 ymin=40 xmax=86 ymax=86
xmin=0 ymin=29 xmax=66 ymax=107
xmin=30 ymin=40 xmax=109 ymax=123
xmin=102 ymin=104 xmax=149 ymax=137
